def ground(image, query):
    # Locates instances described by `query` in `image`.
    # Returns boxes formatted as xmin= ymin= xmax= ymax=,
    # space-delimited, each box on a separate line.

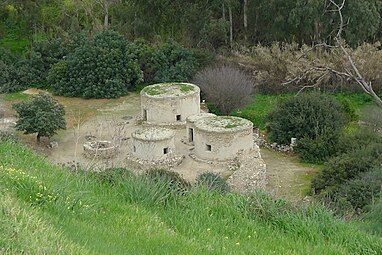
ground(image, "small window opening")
xmin=133 ymin=146 xmax=136 ymax=152
xmin=163 ymin=147 xmax=169 ymax=154
xmin=206 ymin=144 xmax=212 ymax=151
xmin=176 ymin=114 xmax=181 ymax=121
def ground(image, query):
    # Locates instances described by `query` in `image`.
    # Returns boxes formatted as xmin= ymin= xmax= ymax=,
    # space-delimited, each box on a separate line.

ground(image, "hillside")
xmin=1 ymin=140 xmax=381 ymax=255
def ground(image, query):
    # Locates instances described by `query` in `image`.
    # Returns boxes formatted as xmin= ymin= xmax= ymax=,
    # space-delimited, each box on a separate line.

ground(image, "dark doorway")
xmin=143 ymin=110 xmax=148 ymax=121
xmin=176 ymin=114 xmax=181 ymax=121
xmin=189 ymin=128 xmax=194 ymax=142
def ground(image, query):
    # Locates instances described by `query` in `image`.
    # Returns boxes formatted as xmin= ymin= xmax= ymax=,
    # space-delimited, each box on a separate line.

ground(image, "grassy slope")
xmin=0 ymin=140 xmax=381 ymax=255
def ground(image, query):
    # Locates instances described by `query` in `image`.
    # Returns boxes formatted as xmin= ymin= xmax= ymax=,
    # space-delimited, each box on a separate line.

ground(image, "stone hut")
xmin=186 ymin=113 xmax=216 ymax=144
xmin=193 ymin=116 xmax=254 ymax=161
xmin=140 ymin=83 xmax=200 ymax=125
xmin=131 ymin=127 xmax=175 ymax=161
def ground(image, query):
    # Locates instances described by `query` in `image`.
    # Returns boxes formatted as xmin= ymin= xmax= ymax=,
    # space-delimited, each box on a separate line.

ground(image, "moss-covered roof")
xmin=194 ymin=116 xmax=253 ymax=133
xmin=141 ymin=83 xmax=199 ymax=98
xmin=132 ymin=127 xmax=175 ymax=141
xmin=186 ymin=113 xmax=216 ymax=124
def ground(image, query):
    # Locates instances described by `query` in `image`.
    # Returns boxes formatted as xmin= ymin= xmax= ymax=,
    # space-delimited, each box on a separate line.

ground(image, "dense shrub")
xmin=151 ymin=42 xmax=198 ymax=83
xmin=319 ymin=168 xmax=382 ymax=215
xmin=312 ymin=143 xmax=382 ymax=194
xmin=129 ymin=39 xmax=155 ymax=84
xmin=0 ymin=41 xmax=66 ymax=93
xmin=27 ymin=39 xmax=67 ymax=87
xmin=194 ymin=65 xmax=254 ymax=115
xmin=294 ymin=130 xmax=341 ymax=163
xmin=267 ymin=92 xmax=349 ymax=145
xmin=196 ymin=172 xmax=230 ymax=194
xmin=49 ymin=30 xmax=142 ymax=98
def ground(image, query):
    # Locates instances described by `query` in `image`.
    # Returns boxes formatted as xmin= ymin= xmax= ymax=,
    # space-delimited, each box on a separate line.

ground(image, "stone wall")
xmin=194 ymin=128 xmax=254 ymax=161
xmin=132 ymin=136 xmax=175 ymax=161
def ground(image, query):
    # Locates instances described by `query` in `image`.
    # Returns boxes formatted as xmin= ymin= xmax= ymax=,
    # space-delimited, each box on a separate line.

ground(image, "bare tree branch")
xmin=283 ymin=0 xmax=382 ymax=108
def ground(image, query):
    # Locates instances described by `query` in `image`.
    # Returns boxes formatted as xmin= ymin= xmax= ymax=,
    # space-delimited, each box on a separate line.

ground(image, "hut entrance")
xmin=143 ymin=110 xmax=148 ymax=121
xmin=189 ymin=128 xmax=194 ymax=142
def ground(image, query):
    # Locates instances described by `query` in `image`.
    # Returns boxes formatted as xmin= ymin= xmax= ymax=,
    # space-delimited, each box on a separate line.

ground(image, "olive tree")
xmin=13 ymin=92 xmax=66 ymax=142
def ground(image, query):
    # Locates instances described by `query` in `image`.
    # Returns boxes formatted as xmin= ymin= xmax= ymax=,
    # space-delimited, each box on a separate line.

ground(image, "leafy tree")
xmin=12 ymin=92 xmax=66 ymax=142
xmin=151 ymin=42 xmax=198 ymax=83
xmin=49 ymin=30 xmax=142 ymax=98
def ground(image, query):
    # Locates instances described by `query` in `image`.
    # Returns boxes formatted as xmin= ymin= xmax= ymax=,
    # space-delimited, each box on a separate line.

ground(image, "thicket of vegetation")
xmin=2 ymin=0 xmax=382 ymax=49
xmin=0 ymin=30 xmax=202 ymax=98
xmin=1 ymin=139 xmax=381 ymax=254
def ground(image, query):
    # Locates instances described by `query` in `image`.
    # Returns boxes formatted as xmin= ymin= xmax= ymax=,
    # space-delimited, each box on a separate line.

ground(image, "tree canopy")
xmin=12 ymin=92 xmax=66 ymax=142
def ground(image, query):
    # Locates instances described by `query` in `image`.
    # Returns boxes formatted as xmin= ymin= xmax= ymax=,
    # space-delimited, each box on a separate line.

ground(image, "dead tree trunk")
xmin=329 ymin=0 xmax=382 ymax=108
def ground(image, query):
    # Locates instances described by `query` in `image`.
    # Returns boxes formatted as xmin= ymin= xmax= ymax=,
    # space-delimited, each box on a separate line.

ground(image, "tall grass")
xmin=1 ymin=140 xmax=381 ymax=254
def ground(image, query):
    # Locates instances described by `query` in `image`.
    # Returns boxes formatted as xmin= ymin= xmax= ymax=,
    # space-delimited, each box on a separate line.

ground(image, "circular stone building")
xmin=186 ymin=113 xmax=216 ymax=144
xmin=131 ymin=127 xmax=175 ymax=162
xmin=193 ymin=116 xmax=254 ymax=161
xmin=140 ymin=83 xmax=200 ymax=125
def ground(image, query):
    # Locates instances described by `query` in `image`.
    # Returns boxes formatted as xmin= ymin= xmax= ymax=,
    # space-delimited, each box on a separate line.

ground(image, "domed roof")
xmin=132 ymin=127 xmax=175 ymax=141
xmin=194 ymin=116 xmax=253 ymax=133
xmin=140 ymin=83 xmax=200 ymax=98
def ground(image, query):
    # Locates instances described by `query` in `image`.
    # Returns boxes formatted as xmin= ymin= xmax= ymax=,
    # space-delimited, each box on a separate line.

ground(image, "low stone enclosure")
xmin=140 ymin=83 xmax=200 ymax=125
xmin=83 ymin=140 xmax=116 ymax=159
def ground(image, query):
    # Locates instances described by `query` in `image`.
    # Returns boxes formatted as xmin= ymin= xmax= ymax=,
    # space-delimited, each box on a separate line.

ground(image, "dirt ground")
xmin=1 ymin=91 xmax=317 ymax=200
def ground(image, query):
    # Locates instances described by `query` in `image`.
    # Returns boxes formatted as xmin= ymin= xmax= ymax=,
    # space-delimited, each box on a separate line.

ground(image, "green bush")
xmin=337 ymin=169 xmax=382 ymax=210
xmin=267 ymin=92 xmax=349 ymax=145
xmin=295 ymin=130 xmax=341 ymax=163
xmin=196 ymin=172 xmax=230 ymax=194
xmin=318 ymin=168 xmax=382 ymax=215
xmin=49 ymin=30 xmax=142 ymax=98
xmin=0 ymin=41 xmax=66 ymax=93
xmin=129 ymin=39 xmax=155 ymax=84
xmin=151 ymin=42 xmax=198 ymax=83
xmin=27 ymin=39 xmax=67 ymax=87
xmin=312 ymin=143 xmax=382 ymax=194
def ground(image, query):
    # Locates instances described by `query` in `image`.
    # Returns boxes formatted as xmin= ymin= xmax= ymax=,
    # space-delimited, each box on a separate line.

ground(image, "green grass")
xmin=361 ymin=200 xmax=382 ymax=237
xmin=2 ymin=92 xmax=31 ymax=102
xmin=0 ymin=36 xmax=29 ymax=53
xmin=232 ymin=94 xmax=291 ymax=129
xmin=1 ymin=140 xmax=381 ymax=254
